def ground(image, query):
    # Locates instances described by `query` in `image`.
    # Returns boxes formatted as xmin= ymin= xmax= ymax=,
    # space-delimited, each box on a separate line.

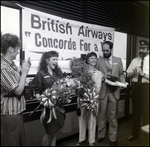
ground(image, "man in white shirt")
xmin=126 ymin=40 xmax=149 ymax=145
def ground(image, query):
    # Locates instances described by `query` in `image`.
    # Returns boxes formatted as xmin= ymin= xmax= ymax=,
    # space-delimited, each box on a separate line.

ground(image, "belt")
xmin=3 ymin=93 xmax=22 ymax=99
xmin=132 ymin=82 xmax=149 ymax=84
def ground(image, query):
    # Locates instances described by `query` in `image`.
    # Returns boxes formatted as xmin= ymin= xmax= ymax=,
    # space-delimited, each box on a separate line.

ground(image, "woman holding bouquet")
xmin=30 ymin=51 xmax=64 ymax=146
xmin=77 ymin=52 xmax=103 ymax=146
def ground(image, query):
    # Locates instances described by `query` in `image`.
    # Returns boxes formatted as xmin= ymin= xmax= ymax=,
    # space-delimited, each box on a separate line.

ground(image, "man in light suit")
xmin=95 ymin=41 xmax=125 ymax=146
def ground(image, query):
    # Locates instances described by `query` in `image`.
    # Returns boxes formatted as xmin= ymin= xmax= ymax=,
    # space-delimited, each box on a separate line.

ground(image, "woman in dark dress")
xmin=31 ymin=51 xmax=64 ymax=146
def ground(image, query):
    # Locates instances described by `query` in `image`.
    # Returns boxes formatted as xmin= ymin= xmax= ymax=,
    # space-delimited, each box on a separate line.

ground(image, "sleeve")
xmin=1 ymin=68 xmax=19 ymax=92
xmin=126 ymin=59 xmax=135 ymax=73
xmin=92 ymin=71 xmax=103 ymax=93
xmin=119 ymin=58 xmax=126 ymax=83
xmin=144 ymin=58 xmax=149 ymax=75
xmin=30 ymin=71 xmax=44 ymax=95
xmin=95 ymin=57 xmax=101 ymax=71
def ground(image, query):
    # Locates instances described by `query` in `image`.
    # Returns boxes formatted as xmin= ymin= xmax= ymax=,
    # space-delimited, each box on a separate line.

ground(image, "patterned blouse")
xmin=1 ymin=55 xmax=26 ymax=115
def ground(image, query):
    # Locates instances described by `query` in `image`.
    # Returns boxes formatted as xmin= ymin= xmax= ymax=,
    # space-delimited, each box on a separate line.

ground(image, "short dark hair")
xmin=1 ymin=33 xmax=21 ymax=55
xmin=86 ymin=52 xmax=97 ymax=63
xmin=102 ymin=41 xmax=113 ymax=50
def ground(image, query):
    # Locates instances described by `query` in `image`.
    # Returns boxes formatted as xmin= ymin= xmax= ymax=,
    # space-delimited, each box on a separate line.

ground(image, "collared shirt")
xmin=143 ymin=55 xmax=149 ymax=75
xmin=30 ymin=69 xmax=63 ymax=95
xmin=126 ymin=55 xmax=149 ymax=83
xmin=104 ymin=56 xmax=112 ymax=67
xmin=1 ymin=55 xmax=26 ymax=115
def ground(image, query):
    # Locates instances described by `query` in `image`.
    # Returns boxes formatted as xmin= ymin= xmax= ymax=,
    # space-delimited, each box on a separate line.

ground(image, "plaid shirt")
xmin=1 ymin=55 xmax=26 ymax=115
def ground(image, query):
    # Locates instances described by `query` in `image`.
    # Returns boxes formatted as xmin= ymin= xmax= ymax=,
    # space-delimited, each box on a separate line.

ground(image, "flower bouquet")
xmin=70 ymin=58 xmax=100 ymax=116
xmin=29 ymin=77 xmax=79 ymax=123
xmin=79 ymin=88 xmax=99 ymax=116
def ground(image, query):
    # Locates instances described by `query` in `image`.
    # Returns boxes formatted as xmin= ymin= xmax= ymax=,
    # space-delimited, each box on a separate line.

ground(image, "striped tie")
xmin=106 ymin=59 xmax=111 ymax=71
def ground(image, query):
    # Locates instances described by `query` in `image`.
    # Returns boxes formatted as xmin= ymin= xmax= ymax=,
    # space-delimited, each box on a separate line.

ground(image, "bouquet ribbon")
xmin=29 ymin=78 xmax=78 ymax=123
xmin=40 ymin=95 xmax=65 ymax=124
xmin=78 ymin=89 xmax=99 ymax=116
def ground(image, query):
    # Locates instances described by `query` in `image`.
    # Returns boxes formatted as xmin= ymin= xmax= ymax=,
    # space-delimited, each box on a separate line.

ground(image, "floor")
xmin=56 ymin=115 xmax=149 ymax=146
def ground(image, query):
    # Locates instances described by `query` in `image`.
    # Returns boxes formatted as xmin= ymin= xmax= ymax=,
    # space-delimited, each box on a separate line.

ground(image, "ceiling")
xmin=138 ymin=1 xmax=149 ymax=7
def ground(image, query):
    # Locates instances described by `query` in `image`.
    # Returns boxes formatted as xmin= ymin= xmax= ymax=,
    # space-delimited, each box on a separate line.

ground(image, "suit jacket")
xmin=96 ymin=56 xmax=125 ymax=100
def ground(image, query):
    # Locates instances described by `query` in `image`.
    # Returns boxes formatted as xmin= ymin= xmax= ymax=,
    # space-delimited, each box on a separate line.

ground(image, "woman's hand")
xmin=13 ymin=58 xmax=31 ymax=96
xmin=20 ymin=58 xmax=31 ymax=75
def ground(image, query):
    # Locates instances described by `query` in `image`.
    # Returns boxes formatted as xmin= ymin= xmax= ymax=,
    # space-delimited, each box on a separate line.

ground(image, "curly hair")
xmin=38 ymin=51 xmax=62 ymax=76
xmin=1 ymin=33 xmax=21 ymax=55
xmin=85 ymin=52 xmax=97 ymax=64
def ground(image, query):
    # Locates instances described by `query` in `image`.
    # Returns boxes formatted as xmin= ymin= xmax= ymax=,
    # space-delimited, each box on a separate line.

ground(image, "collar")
xmin=1 ymin=55 xmax=13 ymax=66
xmin=144 ymin=54 xmax=149 ymax=60
xmin=104 ymin=56 xmax=112 ymax=61
xmin=1 ymin=55 xmax=18 ymax=71
xmin=138 ymin=54 xmax=149 ymax=60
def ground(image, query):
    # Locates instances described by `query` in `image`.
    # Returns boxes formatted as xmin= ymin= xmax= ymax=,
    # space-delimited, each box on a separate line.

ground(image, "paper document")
xmin=105 ymin=79 xmax=128 ymax=88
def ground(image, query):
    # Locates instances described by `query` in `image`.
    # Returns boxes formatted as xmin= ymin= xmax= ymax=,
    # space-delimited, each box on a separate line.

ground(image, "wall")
xmin=24 ymin=100 xmax=125 ymax=146
xmin=24 ymin=111 xmax=78 ymax=146
xmin=1 ymin=1 xmax=149 ymax=145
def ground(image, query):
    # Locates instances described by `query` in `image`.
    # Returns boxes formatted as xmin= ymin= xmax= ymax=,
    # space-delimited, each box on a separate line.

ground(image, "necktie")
xmin=138 ymin=57 xmax=144 ymax=85
xmin=105 ymin=59 xmax=111 ymax=71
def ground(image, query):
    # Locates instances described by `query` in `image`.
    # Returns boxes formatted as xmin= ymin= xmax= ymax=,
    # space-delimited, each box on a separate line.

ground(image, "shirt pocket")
xmin=44 ymin=76 xmax=54 ymax=88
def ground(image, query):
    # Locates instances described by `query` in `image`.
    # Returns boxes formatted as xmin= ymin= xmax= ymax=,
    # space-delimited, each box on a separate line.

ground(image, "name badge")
xmin=44 ymin=76 xmax=50 ymax=78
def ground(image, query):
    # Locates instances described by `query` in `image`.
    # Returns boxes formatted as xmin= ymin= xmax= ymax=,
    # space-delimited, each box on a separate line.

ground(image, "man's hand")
xmin=138 ymin=68 xmax=144 ymax=76
xmin=102 ymin=74 xmax=107 ymax=81
xmin=133 ymin=66 xmax=140 ymax=75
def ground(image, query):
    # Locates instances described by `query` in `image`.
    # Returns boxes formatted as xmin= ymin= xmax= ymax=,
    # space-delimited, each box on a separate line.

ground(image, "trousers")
xmin=1 ymin=113 xmax=25 ymax=146
xmin=97 ymin=92 xmax=118 ymax=142
xmin=78 ymin=106 xmax=97 ymax=144
xmin=131 ymin=82 xmax=149 ymax=136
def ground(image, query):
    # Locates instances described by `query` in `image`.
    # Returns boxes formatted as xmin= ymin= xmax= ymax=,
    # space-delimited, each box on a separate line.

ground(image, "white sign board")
xmin=22 ymin=7 xmax=115 ymax=73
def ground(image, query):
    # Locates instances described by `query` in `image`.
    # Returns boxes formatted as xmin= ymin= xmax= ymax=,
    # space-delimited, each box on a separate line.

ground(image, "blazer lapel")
xmin=101 ymin=57 xmax=107 ymax=74
xmin=112 ymin=56 xmax=117 ymax=75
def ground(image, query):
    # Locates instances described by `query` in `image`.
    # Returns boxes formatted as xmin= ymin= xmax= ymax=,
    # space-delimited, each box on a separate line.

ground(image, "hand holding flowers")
xmin=70 ymin=58 xmax=100 ymax=116
xmin=29 ymin=77 xmax=79 ymax=123
xmin=79 ymin=88 xmax=99 ymax=116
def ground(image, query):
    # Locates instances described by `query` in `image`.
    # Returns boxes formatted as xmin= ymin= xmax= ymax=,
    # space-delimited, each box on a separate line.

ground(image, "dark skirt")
xmin=1 ymin=113 xmax=26 ymax=146
xmin=43 ymin=108 xmax=65 ymax=135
